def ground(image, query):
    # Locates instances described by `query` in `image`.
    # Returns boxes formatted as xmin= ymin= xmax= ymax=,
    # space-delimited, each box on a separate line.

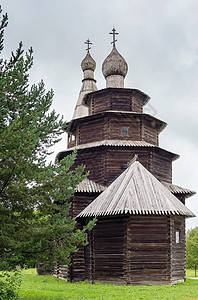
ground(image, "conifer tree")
xmin=0 ymin=6 xmax=94 ymax=270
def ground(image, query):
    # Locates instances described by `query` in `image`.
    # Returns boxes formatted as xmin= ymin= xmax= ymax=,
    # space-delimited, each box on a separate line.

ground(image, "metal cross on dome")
xmin=109 ymin=27 xmax=119 ymax=46
xmin=85 ymin=39 xmax=92 ymax=52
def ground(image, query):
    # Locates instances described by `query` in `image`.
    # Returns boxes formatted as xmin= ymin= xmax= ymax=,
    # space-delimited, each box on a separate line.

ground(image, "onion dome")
xmin=81 ymin=51 xmax=96 ymax=72
xmin=72 ymin=40 xmax=97 ymax=120
xmin=102 ymin=46 xmax=128 ymax=79
xmin=102 ymin=28 xmax=128 ymax=88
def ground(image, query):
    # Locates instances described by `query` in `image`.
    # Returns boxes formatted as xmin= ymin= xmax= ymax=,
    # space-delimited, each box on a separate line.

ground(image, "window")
xmin=176 ymin=231 xmax=180 ymax=243
xmin=68 ymin=134 xmax=76 ymax=145
xmin=121 ymin=127 xmax=129 ymax=137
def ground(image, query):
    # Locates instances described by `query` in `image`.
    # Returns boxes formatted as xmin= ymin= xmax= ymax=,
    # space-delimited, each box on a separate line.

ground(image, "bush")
xmin=0 ymin=271 xmax=21 ymax=300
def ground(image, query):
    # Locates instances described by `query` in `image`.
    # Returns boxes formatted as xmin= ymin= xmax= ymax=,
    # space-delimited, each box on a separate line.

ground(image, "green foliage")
xmin=0 ymin=6 xmax=95 ymax=272
xmin=0 ymin=271 xmax=21 ymax=300
xmin=18 ymin=270 xmax=198 ymax=300
xmin=186 ymin=227 xmax=198 ymax=269
xmin=186 ymin=268 xmax=197 ymax=277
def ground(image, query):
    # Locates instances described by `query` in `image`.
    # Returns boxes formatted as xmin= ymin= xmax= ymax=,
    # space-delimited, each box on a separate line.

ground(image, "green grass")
xmin=19 ymin=269 xmax=198 ymax=300
xmin=186 ymin=268 xmax=198 ymax=278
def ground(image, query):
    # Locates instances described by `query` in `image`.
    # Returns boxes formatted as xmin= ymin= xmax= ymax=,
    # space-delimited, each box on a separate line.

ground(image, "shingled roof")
xmin=76 ymin=178 xmax=106 ymax=193
xmin=57 ymin=139 xmax=179 ymax=162
xmin=161 ymin=181 xmax=196 ymax=198
xmin=77 ymin=161 xmax=195 ymax=218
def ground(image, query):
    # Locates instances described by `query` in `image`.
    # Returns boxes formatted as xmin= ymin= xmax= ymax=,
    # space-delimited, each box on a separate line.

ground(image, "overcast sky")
xmin=1 ymin=0 xmax=198 ymax=230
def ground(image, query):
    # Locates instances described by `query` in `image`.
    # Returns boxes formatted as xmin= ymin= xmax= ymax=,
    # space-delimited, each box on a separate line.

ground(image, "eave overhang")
xmin=56 ymin=139 xmax=179 ymax=161
xmin=75 ymin=178 xmax=195 ymax=199
xmin=66 ymin=110 xmax=167 ymax=134
xmin=82 ymin=87 xmax=151 ymax=107
xmin=161 ymin=181 xmax=196 ymax=199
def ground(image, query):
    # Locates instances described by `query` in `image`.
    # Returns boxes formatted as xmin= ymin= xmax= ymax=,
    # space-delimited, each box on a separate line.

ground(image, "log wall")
xmin=109 ymin=116 xmax=142 ymax=142
xmin=84 ymin=230 xmax=92 ymax=283
xmin=74 ymin=114 xmax=160 ymax=146
xmin=150 ymin=151 xmax=172 ymax=183
xmin=70 ymin=147 xmax=173 ymax=187
xmin=141 ymin=117 xmax=159 ymax=146
xmin=104 ymin=148 xmax=173 ymax=185
xmin=58 ymin=264 xmax=69 ymax=280
xmin=132 ymin=94 xmax=145 ymax=113
xmin=90 ymin=216 xmax=127 ymax=284
xmin=77 ymin=117 xmax=105 ymax=144
xmin=90 ymin=94 xmax=111 ymax=114
xmin=83 ymin=215 xmax=186 ymax=285
xmin=104 ymin=148 xmax=153 ymax=185
xmin=73 ymin=148 xmax=105 ymax=184
xmin=52 ymin=263 xmax=69 ymax=280
xmin=53 ymin=263 xmax=59 ymax=277
xmin=170 ymin=216 xmax=186 ymax=284
xmin=87 ymin=89 xmax=145 ymax=115
xmin=69 ymin=245 xmax=85 ymax=282
xmin=72 ymin=193 xmax=99 ymax=217
xmin=126 ymin=215 xmax=171 ymax=285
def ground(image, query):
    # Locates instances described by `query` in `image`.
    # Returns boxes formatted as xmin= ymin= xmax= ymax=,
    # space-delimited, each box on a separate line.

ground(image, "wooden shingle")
xmin=77 ymin=161 xmax=194 ymax=218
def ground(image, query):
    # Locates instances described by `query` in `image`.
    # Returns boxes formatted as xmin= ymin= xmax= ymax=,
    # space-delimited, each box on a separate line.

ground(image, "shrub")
xmin=0 ymin=271 xmax=21 ymax=300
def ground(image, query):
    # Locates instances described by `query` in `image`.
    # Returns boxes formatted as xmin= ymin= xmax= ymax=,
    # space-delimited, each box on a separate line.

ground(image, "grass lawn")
xmin=19 ymin=269 xmax=198 ymax=300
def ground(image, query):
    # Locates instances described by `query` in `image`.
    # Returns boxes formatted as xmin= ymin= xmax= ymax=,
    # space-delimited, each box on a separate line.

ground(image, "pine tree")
xmin=0 ymin=6 xmax=94 ymax=271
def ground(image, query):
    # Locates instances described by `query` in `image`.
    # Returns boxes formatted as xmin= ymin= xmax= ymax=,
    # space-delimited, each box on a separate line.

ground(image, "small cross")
xmin=109 ymin=27 xmax=119 ymax=46
xmin=84 ymin=39 xmax=92 ymax=52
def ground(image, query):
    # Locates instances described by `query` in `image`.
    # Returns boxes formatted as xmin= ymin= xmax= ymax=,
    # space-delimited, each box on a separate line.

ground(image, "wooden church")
xmin=56 ymin=29 xmax=195 ymax=285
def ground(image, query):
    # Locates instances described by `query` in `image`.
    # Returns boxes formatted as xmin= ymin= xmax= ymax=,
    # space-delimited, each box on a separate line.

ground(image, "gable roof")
xmin=77 ymin=161 xmax=195 ymax=218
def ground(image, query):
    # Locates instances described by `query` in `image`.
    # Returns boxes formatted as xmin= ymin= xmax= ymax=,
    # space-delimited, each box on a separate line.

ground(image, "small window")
xmin=71 ymin=135 xmax=75 ymax=142
xmin=121 ymin=127 xmax=129 ymax=137
xmin=176 ymin=231 xmax=180 ymax=243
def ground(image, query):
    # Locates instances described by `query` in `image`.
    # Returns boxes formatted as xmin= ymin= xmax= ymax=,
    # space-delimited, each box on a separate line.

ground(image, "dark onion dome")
xmin=102 ymin=46 xmax=128 ymax=78
xmin=81 ymin=51 xmax=96 ymax=71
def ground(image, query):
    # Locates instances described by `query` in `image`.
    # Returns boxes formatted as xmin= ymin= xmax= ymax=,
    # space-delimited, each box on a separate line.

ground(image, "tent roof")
xmin=77 ymin=161 xmax=195 ymax=218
